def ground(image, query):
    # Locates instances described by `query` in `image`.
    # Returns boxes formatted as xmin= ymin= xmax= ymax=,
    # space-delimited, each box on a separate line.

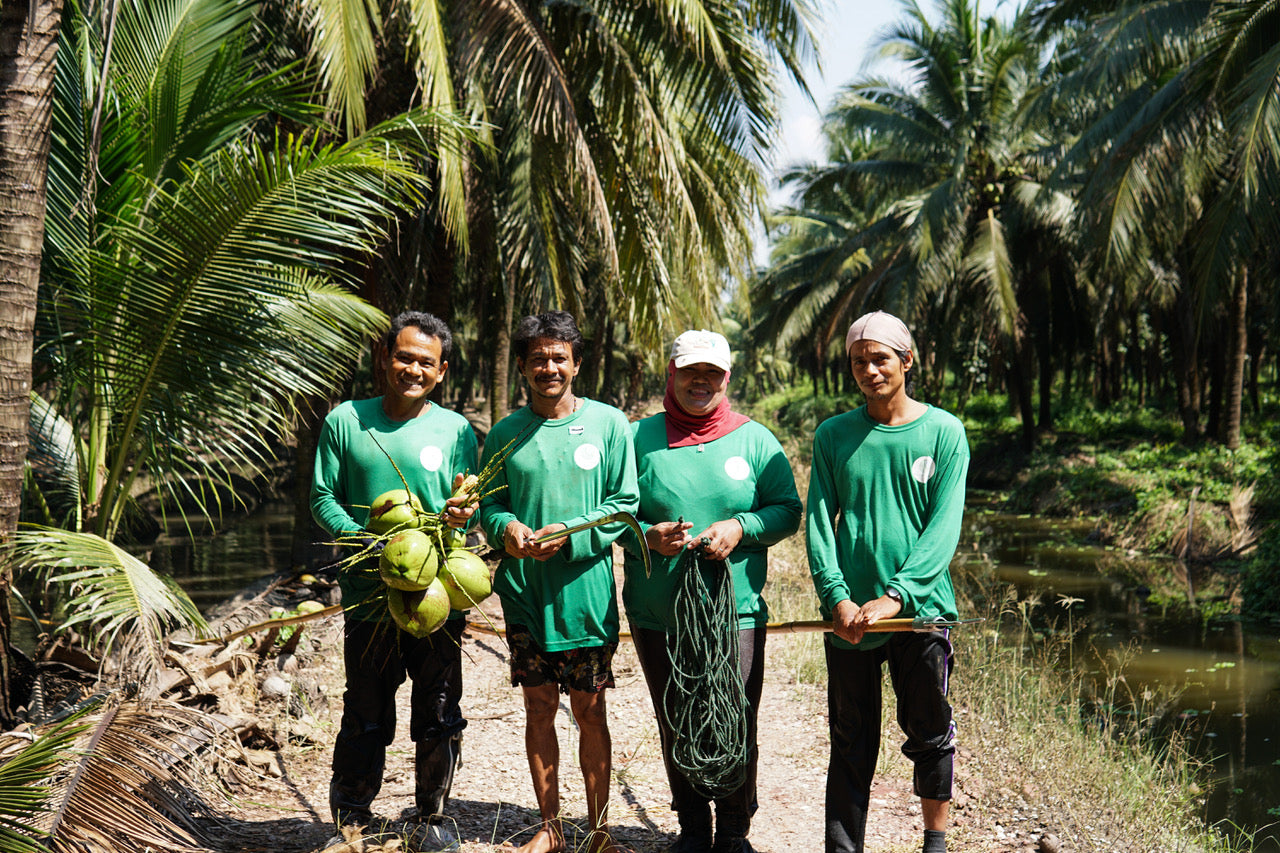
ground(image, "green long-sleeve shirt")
xmin=806 ymin=404 xmax=969 ymax=649
xmin=311 ymin=397 xmax=479 ymax=619
xmin=478 ymin=399 xmax=639 ymax=651
xmin=622 ymin=415 xmax=801 ymax=631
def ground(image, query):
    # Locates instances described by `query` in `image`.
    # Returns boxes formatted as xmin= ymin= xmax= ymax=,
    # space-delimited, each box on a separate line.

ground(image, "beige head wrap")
xmin=845 ymin=311 xmax=914 ymax=355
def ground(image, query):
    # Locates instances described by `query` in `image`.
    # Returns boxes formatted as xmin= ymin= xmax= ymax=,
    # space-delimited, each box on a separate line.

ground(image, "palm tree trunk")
xmin=1037 ymin=337 xmax=1053 ymax=431
xmin=488 ymin=280 xmax=514 ymax=427
xmin=1223 ymin=266 xmax=1247 ymax=450
xmin=290 ymin=394 xmax=340 ymax=571
xmin=0 ymin=0 xmax=64 ymax=725
xmin=1007 ymin=332 xmax=1036 ymax=452
xmin=1171 ymin=288 xmax=1201 ymax=444
xmin=1205 ymin=330 xmax=1224 ymax=442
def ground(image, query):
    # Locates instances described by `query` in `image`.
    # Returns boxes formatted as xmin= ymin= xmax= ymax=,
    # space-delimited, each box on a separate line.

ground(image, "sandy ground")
xmin=227 ymin=580 xmax=964 ymax=853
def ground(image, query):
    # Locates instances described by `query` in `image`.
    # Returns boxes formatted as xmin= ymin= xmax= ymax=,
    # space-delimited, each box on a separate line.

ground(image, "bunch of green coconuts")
xmin=365 ymin=483 xmax=492 ymax=638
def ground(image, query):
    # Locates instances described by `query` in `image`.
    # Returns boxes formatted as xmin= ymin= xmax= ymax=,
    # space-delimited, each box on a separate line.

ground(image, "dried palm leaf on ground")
xmin=26 ymin=696 xmax=256 ymax=853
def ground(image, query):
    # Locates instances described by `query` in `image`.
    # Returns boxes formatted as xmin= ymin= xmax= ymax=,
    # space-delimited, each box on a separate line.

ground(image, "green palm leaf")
xmin=9 ymin=529 xmax=208 ymax=685
xmin=0 ymin=708 xmax=91 ymax=853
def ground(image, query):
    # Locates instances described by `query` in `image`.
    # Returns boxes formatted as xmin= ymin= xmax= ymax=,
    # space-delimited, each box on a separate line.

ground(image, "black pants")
xmin=330 ymin=616 xmax=467 ymax=821
xmin=824 ymin=630 xmax=955 ymax=853
xmin=632 ymin=624 xmax=765 ymax=837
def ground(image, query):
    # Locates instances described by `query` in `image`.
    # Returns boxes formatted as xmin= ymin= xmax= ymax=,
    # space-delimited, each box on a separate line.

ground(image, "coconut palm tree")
xmin=9 ymin=0 xmax=475 ymax=698
xmin=0 ymin=0 xmax=65 ymax=728
xmin=296 ymin=0 xmax=818 ymax=421
xmin=1035 ymin=0 xmax=1277 ymax=448
xmin=755 ymin=0 xmax=1075 ymax=447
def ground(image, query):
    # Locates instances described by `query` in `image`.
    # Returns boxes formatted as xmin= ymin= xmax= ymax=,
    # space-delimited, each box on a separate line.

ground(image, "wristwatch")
xmin=885 ymin=587 xmax=903 ymax=605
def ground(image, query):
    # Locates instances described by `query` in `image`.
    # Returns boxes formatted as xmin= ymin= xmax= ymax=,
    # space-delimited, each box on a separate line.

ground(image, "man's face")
xmin=517 ymin=337 xmax=580 ymax=403
xmin=382 ymin=326 xmax=447 ymax=404
xmin=849 ymin=339 xmax=911 ymax=402
xmin=672 ymin=362 xmax=728 ymax=417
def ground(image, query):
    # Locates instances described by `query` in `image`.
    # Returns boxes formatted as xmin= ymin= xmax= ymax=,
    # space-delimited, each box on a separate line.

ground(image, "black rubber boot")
xmin=668 ymin=802 xmax=713 ymax=853
xmin=710 ymin=832 xmax=755 ymax=853
xmin=329 ymin=771 xmax=379 ymax=828
xmin=414 ymin=732 xmax=462 ymax=820
xmin=711 ymin=802 xmax=755 ymax=853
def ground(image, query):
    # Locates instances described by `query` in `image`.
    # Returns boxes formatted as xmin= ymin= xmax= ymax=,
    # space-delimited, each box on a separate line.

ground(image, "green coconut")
xmin=387 ymin=579 xmax=451 ymax=638
xmin=437 ymin=549 xmax=492 ymax=610
xmin=378 ymin=529 xmax=440 ymax=590
xmin=367 ymin=489 xmax=426 ymax=534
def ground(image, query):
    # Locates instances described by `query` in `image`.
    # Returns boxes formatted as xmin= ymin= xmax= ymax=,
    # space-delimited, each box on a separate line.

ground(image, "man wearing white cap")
xmin=623 ymin=329 xmax=801 ymax=853
xmin=805 ymin=311 xmax=969 ymax=853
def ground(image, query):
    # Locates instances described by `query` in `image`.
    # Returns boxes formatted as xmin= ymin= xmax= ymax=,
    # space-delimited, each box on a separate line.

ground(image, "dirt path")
xmin=235 ymin=578 xmax=968 ymax=853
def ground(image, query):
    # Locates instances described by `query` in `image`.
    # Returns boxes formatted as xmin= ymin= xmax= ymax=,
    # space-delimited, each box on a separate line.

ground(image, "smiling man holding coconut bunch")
xmin=311 ymin=311 xmax=479 ymax=851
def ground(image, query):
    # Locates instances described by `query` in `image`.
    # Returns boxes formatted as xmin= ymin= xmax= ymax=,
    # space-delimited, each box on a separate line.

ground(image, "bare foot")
xmin=515 ymin=821 xmax=564 ymax=853
xmin=584 ymin=829 xmax=634 ymax=853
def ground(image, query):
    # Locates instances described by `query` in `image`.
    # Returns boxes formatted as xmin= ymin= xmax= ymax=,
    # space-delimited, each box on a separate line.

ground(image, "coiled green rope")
xmin=663 ymin=545 xmax=750 ymax=799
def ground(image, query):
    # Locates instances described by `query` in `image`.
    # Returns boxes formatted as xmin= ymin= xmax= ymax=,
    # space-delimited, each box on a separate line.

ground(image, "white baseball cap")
xmin=670 ymin=329 xmax=732 ymax=372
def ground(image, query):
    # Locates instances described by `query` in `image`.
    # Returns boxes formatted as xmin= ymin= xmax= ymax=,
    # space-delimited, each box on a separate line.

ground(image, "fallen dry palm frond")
xmin=0 ymin=712 xmax=88 ymax=853
xmin=1229 ymin=483 xmax=1257 ymax=555
xmin=30 ymin=696 xmax=251 ymax=853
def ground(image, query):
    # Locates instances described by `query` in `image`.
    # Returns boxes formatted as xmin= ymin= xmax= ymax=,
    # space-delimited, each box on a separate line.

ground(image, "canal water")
xmin=962 ymin=503 xmax=1280 ymax=851
xmin=157 ymin=498 xmax=1280 ymax=849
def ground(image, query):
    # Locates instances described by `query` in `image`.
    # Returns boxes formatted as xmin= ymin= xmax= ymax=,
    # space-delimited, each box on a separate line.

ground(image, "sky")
xmin=753 ymin=1 xmax=907 ymax=264
xmin=757 ymin=0 xmax=1005 ymax=264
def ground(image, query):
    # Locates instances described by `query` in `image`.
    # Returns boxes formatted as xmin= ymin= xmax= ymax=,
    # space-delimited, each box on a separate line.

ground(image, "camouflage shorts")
xmin=506 ymin=623 xmax=617 ymax=694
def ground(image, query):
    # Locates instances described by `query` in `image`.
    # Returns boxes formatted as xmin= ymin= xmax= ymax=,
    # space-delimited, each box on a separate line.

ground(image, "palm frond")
xmin=25 ymin=395 xmax=81 ymax=531
xmin=34 ymin=698 xmax=249 ymax=853
xmin=0 ymin=709 xmax=94 ymax=853
xmin=9 ymin=529 xmax=208 ymax=688
xmin=299 ymin=0 xmax=381 ymax=136
xmin=965 ymin=209 xmax=1018 ymax=337
xmin=83 ymin=130 xmax=427 ymax=535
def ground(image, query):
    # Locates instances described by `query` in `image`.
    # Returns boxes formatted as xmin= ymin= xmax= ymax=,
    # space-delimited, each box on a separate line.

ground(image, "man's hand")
xmin=442 ymin=473 xmax=477 ymax=530
xmin=503 ymin=520 xmax=569 ymax=561
xmin=503 ymin=520 xmax=535 ymax=558
xmin=690 ymin=519 xmax=743 ymax=561
xmin=525 ymin=523 xmax=568 ymax=561
xmin=832 ymin=594 xmax=902 ymax=645
xmin=644 ymin=520 xmax=694 ymax=556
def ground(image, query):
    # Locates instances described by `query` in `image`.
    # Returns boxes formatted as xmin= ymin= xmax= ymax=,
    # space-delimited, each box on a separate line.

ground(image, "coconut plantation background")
xmin=1 ymin=0 xmax=1279 ymax=850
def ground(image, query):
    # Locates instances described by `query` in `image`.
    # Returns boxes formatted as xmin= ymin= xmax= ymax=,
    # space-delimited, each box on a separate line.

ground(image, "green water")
xmin=963 ymin=506 xmax=1280 ymax=850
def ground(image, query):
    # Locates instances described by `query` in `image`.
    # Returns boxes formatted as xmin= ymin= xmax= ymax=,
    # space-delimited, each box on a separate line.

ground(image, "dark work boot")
xmin=711 ymin=803 xmax=754 ymax=853
xmin=410 ymin=733 xmax=462 ymax=851
xmin=329 ymin=768 xmax=381 ymax=829
xmin=668 ymin=802 xmax=712 ymax=853
xmin=414 ymin=733 xmax=462 ymax=819
xmin=710 ymin=829 xmax=755 ymax=853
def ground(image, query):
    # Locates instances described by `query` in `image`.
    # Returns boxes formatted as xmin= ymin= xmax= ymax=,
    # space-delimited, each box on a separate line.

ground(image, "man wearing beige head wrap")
xmin=806 ymin=310 xmax=970 ymax=853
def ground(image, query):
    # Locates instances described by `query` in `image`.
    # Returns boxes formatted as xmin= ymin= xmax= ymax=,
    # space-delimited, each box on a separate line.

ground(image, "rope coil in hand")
xmin=663 ymin=545 xmax=750 ymax=799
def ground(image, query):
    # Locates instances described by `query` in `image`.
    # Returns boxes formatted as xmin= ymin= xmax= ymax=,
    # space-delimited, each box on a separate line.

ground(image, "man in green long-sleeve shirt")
xmin=478 ymin=311 xmax=638 ymax=853
xmin=311 ymin=311 xmax=477 ymax=849
xmin=806 ymin=311 xmax=969 ymax=853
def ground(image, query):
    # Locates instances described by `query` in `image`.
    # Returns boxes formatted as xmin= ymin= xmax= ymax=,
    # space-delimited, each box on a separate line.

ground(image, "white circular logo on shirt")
xmin=911 ymin=456 xmax=937 ymax=483
xmin=420 ymin=445 xmax=444 ymax=472
xmin=574 ymin=443 xmax=602 ymax=471
xmin=724 ymin=456 xmax=750 ymax=481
